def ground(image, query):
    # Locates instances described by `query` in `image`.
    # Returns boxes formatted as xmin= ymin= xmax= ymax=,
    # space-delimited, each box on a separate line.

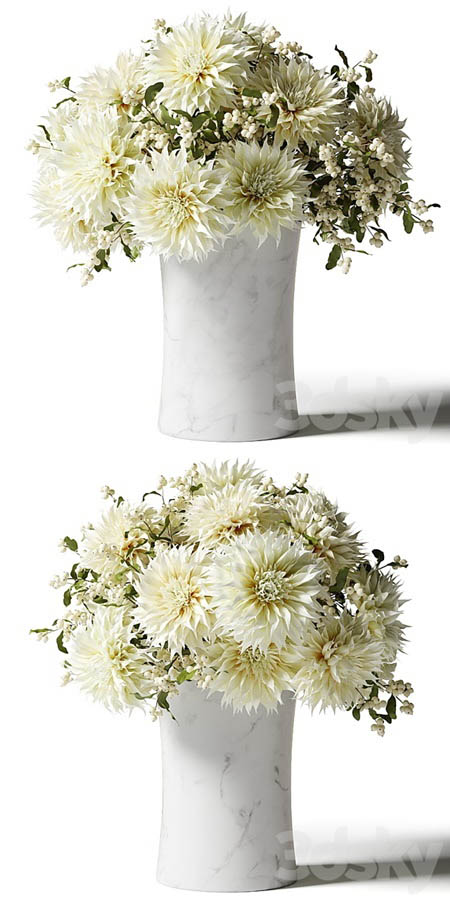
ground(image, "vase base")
xmin=158 ymin=421 xmax=300 ymax=443
xmin=157 ymin=874 xmax=298 ymax=893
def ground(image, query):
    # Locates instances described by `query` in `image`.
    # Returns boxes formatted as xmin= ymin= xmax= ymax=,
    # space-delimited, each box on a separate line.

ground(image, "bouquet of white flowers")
xmin=28 ymin=13 xmax=438 ymax=285
xmin=32 ymin=461 xmax=414 ymax=736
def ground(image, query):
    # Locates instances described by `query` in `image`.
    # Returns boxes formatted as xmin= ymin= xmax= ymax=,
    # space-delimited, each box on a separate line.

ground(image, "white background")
xmin=1 ymin=0 xmax=449 ymax=900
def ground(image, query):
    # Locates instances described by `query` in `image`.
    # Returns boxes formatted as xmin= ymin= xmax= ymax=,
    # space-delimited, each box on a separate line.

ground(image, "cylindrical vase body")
xmin=157 ymin=681 xmax=297 ymax=892
xmin=158 ymin=228 xmax=300 ymax=442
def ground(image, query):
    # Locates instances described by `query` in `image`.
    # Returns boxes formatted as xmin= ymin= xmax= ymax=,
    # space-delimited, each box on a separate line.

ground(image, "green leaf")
xmin=403 ymin=209 xmax=414 ymax=233
xmin=310 ymin=175 xmax=332 ymax=198
xmin=94 ymin=248 xmax=111 ymax=272
xmin=61 ymin=76 xmax=71 ymax=89
xmin=56 ymin=631 xmax=68 ymax=654
xmin=373 ymin=226 xmax=390 ymax=242
xmin=64 ymin=536 xmax=78 ymax=552
xmin=159 ymin=104 xmax=178 ymax=125
xmin=54 ymin=96 xmax=77 ymax=109
xmin=267 ymin=103 xmax=280 ymax=129
xmin=157 ymin=690 xmax=171 ymax=712
xmin=363 ymin=66 xmax=373 ymax=82
xmin=202 ymin=128 xmax=220 ymax=143
xmin=330 ymin=64 xmax=340 ymax=79
xmin=352 ymin=706 xmax=361 ymax=721
xmin=173 ymin=108 xmax=192 ymax=120
xmin=191 ymin=112 xmax=210 ymax=132
xmin=63 ymin=589 xmax=71 ymax=607
xmin=330 ymin=567 xmax=349 ymax=593
xmin=242 ymin=87 xmax=262 ymax=98
xmin=325 ymin=244 xmax=342 ymax=270
xmin=386 ymin=695 xmax=397 ymax=719
xmin=142 ymin=490 xmax=162 ymax=501
xmin=347 ymin=81 xmax=360 ymax=101
xmin=120 ymin=239 xmax=136 ymax=261
xmin=176 ymin=669 xmax=196 ymax=684
xmin=38 ymin=123 xmax=52 ymax=143
xmin=144 ymin=82 xmax=163 ymax=106
xmin=334 ymin=45 xmax=349 ymax=68
xmin=372 ymin=548 xmax=385 ymax=565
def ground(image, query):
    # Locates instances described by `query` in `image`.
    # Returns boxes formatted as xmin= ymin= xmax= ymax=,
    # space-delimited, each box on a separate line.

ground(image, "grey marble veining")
xmin=158 ymin=228 xmax=301 ymax=442
xmin=157 ymin=681 xmax=297 ymax=892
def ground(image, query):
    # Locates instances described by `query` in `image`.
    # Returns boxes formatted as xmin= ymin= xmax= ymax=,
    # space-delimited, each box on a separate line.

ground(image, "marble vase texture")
xmin=157 ymin=681 xmax=297 ymax=892
xmin=158 ymin=228 xmax=300 ymax=442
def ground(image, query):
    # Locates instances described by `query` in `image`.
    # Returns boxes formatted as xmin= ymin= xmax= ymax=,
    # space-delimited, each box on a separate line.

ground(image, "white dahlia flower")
xmin=183 ymin=481 xmax=263 ymax=548
xmin=68 ymin=608 xmax=153 ymax=712
xmin=80 ymin=504 xmax=141 ymax=575
xmin=257 ymin=58 xmax=343 ymax=147
xmin=349 ymin=565 xmax=406 ymax=660
xmin=147 ymin=15 xmax=248 ymax=113
xmin=78 ymin=51 xmax=152 ymax=110
xmin=283 ymin=489 xmax=362 ymax=580
xmin=291 ymin=613 xmax=384 ymax=710
xmin=350 ymin=94 xmax=410 ymax=179
xmin=126 ymin=151 xmax=227 ymax=261
xmin=53 ymin=108 xmax=140 ymax=225
xmin=135 ymin=547 xmax=213 ymax=653
xmin=33 ymin=165 xmax=93 ymax=251
xmin=212 ymin=531 xmax=324 ymax=650
xmin=217 ymin=141 xmax=307 ymax=244
xmin=205 ymin=636 xmax=293 ymax=713
xmin=36 ymin=100 xmax=80 ymax=151
xmin=194 ymin=460 xmax=265 ymax=493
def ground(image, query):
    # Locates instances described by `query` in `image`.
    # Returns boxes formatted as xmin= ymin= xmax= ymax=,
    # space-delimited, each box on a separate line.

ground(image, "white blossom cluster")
xmin=28 ymin=13 xmax=437 ymax=281
xmin=32 ymin=461 xmax=413 ymax=732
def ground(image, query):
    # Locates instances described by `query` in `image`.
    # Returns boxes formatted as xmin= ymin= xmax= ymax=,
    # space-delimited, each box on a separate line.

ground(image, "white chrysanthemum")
xmin=33 ymin=164 xmax=93 ymax=251
xmin=350 ymin=94 xmax=410 ymax=179
xmin=52 ymin=108 xmax=140 ymax=225
xmin=256 ymin=59 xmax=343 ymax=147
xmin=349 ymin=565 xmax=406 ymax=660
xmin=80 ymin=504 xmax=139 ymax=574
xmin=194 ymin=460 xmax=265 ymax=493
xmin=290 ymin=613 xmax=384 ymax=711
xmin=212 ymin=531 xmax=324 ymax=650
xmin=282 ymin=489 xmax=362 ymax=580
xmin=148 ymin=15 xmax=248 ymax=113
xmin=68 ymin=608 xmax=153 ymax=712
xmin=126 ymin=151 xmax=227 ymax=261
xmin=183 ymin=481 xmax=264 ymax=548
xmin=205 ymin=636 xmax=293 ymax=713
xmin=78 ymin=51 xmax=152 ymax=109
xmin=217 ymin=141 xmax=307 ymax=244
xmin=135 ymin=547 xmax=213 ymax=653
xmin=221 ymin=11 xmax=267 ymax=45
xmin=35 ymin=100 xmax=80 ymax=151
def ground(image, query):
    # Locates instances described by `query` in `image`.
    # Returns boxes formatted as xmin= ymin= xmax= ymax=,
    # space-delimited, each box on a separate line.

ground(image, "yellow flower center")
xmin=164 ymin=189 xmax=194 ymax=227
xmin=241 ymin=167 xmax=278 ymax=200
xmin=255 ymin=569 xmax=286 ymax=604
xmin=182 ymin=50 xmax=210 ymax=82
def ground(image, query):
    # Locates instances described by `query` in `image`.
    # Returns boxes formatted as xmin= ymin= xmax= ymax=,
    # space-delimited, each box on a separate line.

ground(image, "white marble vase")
xmin=157 ymin=681 xmax=297 ymax=892
xmin=158 ymin=228 xmax=300 ymax=442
